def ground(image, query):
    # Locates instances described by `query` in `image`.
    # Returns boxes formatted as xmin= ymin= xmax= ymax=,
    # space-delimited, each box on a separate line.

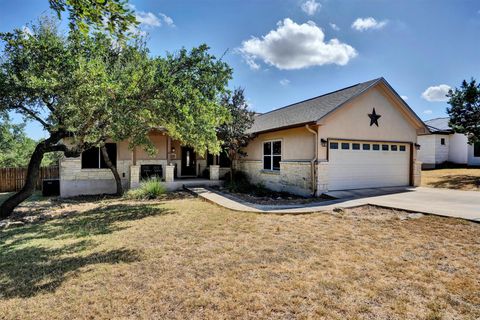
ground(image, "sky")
xmin=1 ymin=0 xmax=479 ymax=140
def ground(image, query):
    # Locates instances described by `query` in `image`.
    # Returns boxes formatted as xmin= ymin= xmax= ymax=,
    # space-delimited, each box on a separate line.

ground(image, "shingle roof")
xmin=247 ymin=78 xmax=383 ymax=133
xmin=424 ymin=117 xmax=452 ymax=133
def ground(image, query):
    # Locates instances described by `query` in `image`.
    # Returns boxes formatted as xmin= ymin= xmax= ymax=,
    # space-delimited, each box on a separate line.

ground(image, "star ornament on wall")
xmin=368 ymin=108 xmax=381 ymax=127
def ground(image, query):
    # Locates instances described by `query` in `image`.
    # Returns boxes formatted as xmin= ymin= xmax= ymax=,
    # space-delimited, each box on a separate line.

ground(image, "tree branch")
xmin=16 ymin=104 xmax=51 ymax=129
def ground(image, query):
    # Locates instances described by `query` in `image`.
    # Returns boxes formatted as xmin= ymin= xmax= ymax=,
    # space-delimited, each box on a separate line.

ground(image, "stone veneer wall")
xmin=237 ymin=160 xmax=312 ymax=196
xmin=60 ymin=158 xmax=131 ymax=197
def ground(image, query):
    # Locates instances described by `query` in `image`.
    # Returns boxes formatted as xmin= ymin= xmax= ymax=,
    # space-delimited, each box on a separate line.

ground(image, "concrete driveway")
xmin=190 ymin=186 xmax=480 ymax=222
xmin=325 ymin=187 xmax=480 ymax=222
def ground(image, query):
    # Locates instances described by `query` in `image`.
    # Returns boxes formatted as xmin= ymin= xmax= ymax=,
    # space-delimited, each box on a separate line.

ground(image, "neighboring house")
xmin=59 ymin=77 xmax=429 ymax=198
xmin=237 ymin=77 xmax=429 ymax=196
xmin=417 ymin=117 xmax=480 ymax=168
xmin=59 ymin=130 xmax=231 ymax=197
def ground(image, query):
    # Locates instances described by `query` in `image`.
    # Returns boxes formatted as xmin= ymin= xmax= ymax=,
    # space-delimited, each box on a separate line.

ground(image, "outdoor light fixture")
xmin=320 ymin=139 xmax=328 ymax=147
xmin=171 ymin=147 xmax=176 ymax=153
xmin=414 ymin=143 xmax=421 ymax=150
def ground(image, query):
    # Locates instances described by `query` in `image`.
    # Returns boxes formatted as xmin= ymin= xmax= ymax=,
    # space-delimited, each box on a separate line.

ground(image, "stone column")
xmin=130 ymin=165 xmax=140 ymax=189
xmin=413 ymin=160 xmax=422 ymax=187
xmin=316 ymin=161 xmax=329 ymax=196
xmin=165 ymin=165 xmax=175 ymax=182
xmin=209 ymin=165 xmax=220 ymax=180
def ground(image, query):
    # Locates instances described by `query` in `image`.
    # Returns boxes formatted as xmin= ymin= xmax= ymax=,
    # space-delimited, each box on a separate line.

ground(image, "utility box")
xmin=42 ymin=179 xmax=60 ymax=196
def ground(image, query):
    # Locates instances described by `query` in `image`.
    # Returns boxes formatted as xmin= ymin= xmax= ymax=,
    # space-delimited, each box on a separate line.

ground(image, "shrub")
xmin=126 ymin=178 xmax=167 ymax=200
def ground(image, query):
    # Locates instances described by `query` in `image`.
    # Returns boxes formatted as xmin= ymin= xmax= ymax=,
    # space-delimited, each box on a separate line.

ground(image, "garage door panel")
xmin=328 ymin=140 xmax=410 ymax=191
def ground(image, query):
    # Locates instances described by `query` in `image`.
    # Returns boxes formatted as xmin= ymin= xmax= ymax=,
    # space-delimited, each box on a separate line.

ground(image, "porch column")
xmin=165 ymin=165 xmax=175 ymax=182
xmin=209 ymin=165 xmax=220 ymax=180
xmin=130 ymin=165 xmax=140 ymax=189
xmin=167 ymin=136 xmax=171 ymax=164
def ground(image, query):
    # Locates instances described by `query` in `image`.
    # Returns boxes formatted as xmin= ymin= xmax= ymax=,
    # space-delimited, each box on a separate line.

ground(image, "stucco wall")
xmin=449 ymin=133 xmax=468 ymax=164
xmin=243 ymin=126 xmax=315 ymax=161
xmin=317 ymin=86 xmax=418 ymax=160
xmin=417 ymin=135 xmax=436 ymax=166
xmin=468 ymin=144 xmax=480 ymax=165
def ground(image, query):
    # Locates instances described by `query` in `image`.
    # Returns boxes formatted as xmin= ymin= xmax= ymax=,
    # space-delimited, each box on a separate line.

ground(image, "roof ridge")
xmin=425 ymin=116 xmax=449 ymax=122
xmin=256 ymin=77 xmax=383 ymax=118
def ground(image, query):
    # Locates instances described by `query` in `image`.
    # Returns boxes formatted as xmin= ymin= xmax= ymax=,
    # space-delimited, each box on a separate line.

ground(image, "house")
xmin=59 ymin=130 xmax=231 ymax=197
xmin=59 ymin=77 xmax=429 ymax=198
xmin=417 ymin=117 xmax=480 ymax=168
xmin=237 ymin=77 xmax=429 ymax=196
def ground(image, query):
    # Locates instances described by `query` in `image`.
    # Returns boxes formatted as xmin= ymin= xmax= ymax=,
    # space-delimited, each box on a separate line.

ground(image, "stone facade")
xmin=237 ymin=160 xmax=313 ymax=196
xmin=209 ymin=165 xmax=220 ymax=180
xmin=316 ymin=161 xmax=329 ymax=195
xmin=413 ymin=161 xmax=422 ymax=187
xmin=60 ymin=157 xmax=131 ymax=197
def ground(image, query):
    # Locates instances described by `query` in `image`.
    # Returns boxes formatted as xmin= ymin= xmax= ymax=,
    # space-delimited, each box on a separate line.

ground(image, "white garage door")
xmin=328 ymin=140 xmax=410 ymax=191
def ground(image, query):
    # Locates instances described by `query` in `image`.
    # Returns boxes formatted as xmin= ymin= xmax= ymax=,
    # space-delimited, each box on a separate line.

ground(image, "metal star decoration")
xmin=368 ymin=108 xmax=381 ymax=127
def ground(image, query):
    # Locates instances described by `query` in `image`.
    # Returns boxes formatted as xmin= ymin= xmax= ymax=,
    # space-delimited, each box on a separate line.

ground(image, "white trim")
xmin=262 ymin=139 xmax=283 ymax=171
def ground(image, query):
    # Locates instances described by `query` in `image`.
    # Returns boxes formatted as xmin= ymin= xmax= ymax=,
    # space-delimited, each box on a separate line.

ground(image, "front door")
xmin=181 ymin=147 xmax=196 ymax=176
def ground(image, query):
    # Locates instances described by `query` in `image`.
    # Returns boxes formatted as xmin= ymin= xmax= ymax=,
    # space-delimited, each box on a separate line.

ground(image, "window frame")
xmin=440 ymin=138 xmax=446 ymax=145
xmin=263 ymin=139 xmax=282 ymax=171
xmin=81 ymin=143 xmax=117 ymax=169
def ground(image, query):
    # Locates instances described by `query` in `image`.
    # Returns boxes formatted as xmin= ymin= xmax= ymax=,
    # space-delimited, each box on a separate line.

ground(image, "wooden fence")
xmin=0 ymin=166 xmax=59 ymax=192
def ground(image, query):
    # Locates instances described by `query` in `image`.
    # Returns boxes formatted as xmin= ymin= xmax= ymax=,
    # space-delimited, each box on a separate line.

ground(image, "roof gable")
xmin=247 ymin=77 xmax=427 ymax=134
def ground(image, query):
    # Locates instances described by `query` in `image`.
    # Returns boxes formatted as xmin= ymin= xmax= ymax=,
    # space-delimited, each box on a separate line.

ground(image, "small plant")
xmin=126 ymin=178 xmax=167 ymax=200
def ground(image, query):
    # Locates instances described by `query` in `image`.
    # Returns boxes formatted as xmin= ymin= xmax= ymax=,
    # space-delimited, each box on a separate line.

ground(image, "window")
xmin=362 ymin=144 xmax=370 ymax=150
xmin=352 ymin=143 xmax=360 ymax=150
xmin=341 ymin=143 xmax=350 ymax=150
xmin=81 ymin=143 xmax=117 ymax=169
xmin=263 ymin=140 xmax=281 ymax=171
xmin=399 ymin=145 xmax=406 ymax=152
xmin=391 ymin=145 xmax=398 ymax=151
xmin=441 ymin=138 xmax=446 ymax=145
xmin=474 ymin=142 xmax=480 ymax=157
xmin=382 ymin=144 xmax=389 ymax=151
xmin=330 ymin=142 xmax=338 ymax=149
xmin=372 ymin=144 xmax=380 ymax=151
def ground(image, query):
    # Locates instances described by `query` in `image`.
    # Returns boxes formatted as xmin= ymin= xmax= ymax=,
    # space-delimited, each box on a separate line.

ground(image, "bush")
xmin=126 ymin=178 xmax=167 ymax=200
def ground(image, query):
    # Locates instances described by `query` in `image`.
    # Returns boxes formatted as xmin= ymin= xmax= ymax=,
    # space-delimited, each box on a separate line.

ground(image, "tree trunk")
xmin=0 ymin=141 xmax=48 ymax=218
xmin=100 ymin=144 xmax=123 ymax=196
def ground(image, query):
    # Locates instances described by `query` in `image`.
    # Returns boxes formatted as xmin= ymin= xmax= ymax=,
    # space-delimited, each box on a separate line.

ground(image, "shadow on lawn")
xmin=428 ymin=174 xmax=480 ymax=190
xmin=0 ymin=202 xmax=175 ymax=299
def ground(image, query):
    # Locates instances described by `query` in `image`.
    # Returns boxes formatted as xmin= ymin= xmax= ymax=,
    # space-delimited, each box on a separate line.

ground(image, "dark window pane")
xmin=382 ymin=144 xmax=389 ymax=151
xmin=362 ymin=144 xmax=370 ymax=150
xmin=341 ymin=143 xmax=350 ymax=150
xmin=100 ymin=143 xmax=117 ymax=168
xmin=400 ymin=145 xmax=406 ymax=151
xmin=263 ymin=156 xmax=271 ymax=170
xmin=219 ymin=150 xmax=231 ymax=167
xmin=373 ymin=144 xmax=380 ymax=151
xmin=82 ymin=147 xmax=99 ymax=169
xmin=207 ymin=152 xmax=214 ymax=166
xmin=391 ymin=145 xmax=398 ymax=151
xmin=474 ymin=142 xmax=480 ymax=157
xmin=352 ymin=143 xmax=360 ymax=150
xmin=330 ymin=142 xmax=338 ymax=149
xmin=272 ymin=141 xmax=281 ymax=155
xmin=441 ymin=138 xmax=445 ymax=145
xmin=272 ymin=156 xmax=281 ymax=170
xmin=263 ymin=142 xmax=271 ymax=155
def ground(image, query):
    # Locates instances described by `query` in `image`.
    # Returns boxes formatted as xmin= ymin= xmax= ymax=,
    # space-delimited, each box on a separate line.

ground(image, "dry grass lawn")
xmin=422 ymin=168 xmax=480 ymax=191
xmin=0 ymin=196 xmax=479 ymax=319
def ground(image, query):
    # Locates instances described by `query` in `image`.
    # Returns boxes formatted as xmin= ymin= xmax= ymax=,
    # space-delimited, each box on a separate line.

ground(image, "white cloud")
xmin=423 ymin=110 xmax=433 ymax=115
xmin=421 ymin=84 xmax=451 ymax=102
xmin=280 ymin=79 xmax=290 ymax=86
xmin=329 ymin=23 xmax=340 ymax=31
xmin=160 ymin=13 xmax=175 ymax=27
xmin=400 ymin=95 xmax=408 ymax=100
xmin=239 ymin=18 xmax=357 ymax=70
xmin=301 ymin=0 xmax=321 ymax=16
xmin=136 ymin=11 xmax=161 ymax=27
xmin=351 ymin=17 xmax=388 ymax=31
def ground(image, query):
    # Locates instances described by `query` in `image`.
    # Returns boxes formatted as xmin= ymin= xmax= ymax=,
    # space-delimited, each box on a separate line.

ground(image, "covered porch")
xmin=127 ymin=130 xmax=230 ymax=190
